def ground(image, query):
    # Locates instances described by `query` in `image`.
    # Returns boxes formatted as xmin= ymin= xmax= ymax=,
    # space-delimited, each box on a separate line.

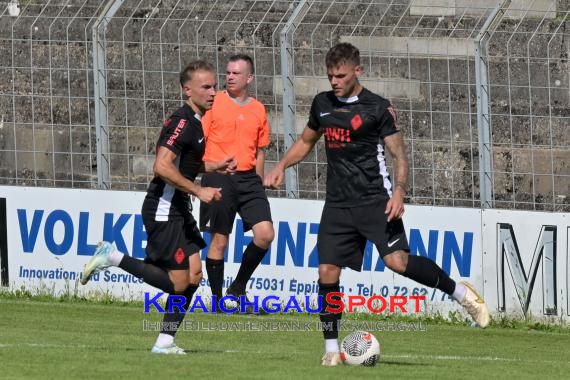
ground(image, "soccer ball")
xmin=340 ymin=331 xmax=380 ymax=366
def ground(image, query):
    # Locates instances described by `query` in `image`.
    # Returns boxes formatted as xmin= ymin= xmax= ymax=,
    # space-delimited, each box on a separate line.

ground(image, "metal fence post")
xmin=92 ymin=0 xmax=124 ymax=189
xmin=280 ymin=0 xmax=310 ymax=198
xmin=474 ymin=0 xmax=511 ymax=209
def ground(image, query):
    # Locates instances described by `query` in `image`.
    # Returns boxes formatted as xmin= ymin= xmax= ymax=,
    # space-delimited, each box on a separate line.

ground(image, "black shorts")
xmin=317 ymin=200 xmax=409 ymax=271
xmin=199 ymin=170 xmax=272 ymax=234
xmin=143 ymin=214 xmax=206 ymax=270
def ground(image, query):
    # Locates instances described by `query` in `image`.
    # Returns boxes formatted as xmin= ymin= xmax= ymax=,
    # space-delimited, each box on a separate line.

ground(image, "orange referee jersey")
xmin=202 ymin=91 xmax=270 ymax=171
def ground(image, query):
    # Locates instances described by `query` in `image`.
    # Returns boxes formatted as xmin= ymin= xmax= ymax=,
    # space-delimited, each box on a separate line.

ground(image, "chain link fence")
xmin=0 ymin=0 xmax=568 ymax=211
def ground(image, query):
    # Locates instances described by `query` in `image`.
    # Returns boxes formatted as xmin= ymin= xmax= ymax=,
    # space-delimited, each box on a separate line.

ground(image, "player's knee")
xmin=169 ymin=271 xmax=191 ymax=294
xmin=209 ymin=235 xmax=229 ymax=256
xmin=256 ymin=230 xmax=274 ymax=248
xmin=254 ymin=223 xmax=275 ymax=248
xmin=318 ymin=265 xmax=341 ymax=283
xmin=383 ymin=252 xmax=408 ymax=274
xmin=190 ymin=269 xmax=203 ymax=285
xmin=262 ymin=228 xmax=275 ymax=245
xmin=173 ymin=279 xmax=190 ymax=294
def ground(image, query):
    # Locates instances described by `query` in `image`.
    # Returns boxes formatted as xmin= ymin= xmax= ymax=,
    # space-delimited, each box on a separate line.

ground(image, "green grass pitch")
xmin=1 ymin=295 xmax=569 ymax=379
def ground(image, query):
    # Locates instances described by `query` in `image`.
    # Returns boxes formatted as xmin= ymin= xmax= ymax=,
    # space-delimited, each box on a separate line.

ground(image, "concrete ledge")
xmin=267 ymin=111 xmax=308 ymax=135
xmin=341 ymin=35 xmax=475 ymax=57
xmin=410 ymin=0 xmax=456 ymax=16
xmin=410 ymin=0 xmax=556 ymax=19
xmin=273 ymin=76 xmax=421 ymax=100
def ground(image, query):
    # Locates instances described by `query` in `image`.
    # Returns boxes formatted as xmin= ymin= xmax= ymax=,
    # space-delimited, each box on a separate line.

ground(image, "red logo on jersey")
xmin=167 ymin=119 xmax=187 ymax=146
xmin=324 ymin=127 xmax=351 ymax=148
xmin=163 ymin=118 xmax=172 ymax=127
xmin=351 ymin=114 xmax=362 ymax=130
xmin=174 ymin=248 xmax=185 ymax=264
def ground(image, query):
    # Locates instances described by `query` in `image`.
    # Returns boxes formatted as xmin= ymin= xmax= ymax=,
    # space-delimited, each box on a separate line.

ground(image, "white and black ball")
xmin=340 ymin=331 xmax=381 ymax=366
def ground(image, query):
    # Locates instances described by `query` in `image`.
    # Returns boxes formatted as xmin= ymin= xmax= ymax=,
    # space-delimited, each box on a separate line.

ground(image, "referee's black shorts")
xmin=199 ymin=170 xmax=272 ymax=234
xmin=142 ymin=212 xmax=206 ymax=270
xmin=317 ymin=199 xmax=409 ymax=271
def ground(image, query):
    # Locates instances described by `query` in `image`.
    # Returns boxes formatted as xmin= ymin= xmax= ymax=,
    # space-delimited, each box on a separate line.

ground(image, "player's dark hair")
xmin=179 ymin=60 xmax=215 ymax=87
xmin=228 ymin=53 xmax=255 ymax=74
xmin=325 ymin=42 xmax=360 ymax=68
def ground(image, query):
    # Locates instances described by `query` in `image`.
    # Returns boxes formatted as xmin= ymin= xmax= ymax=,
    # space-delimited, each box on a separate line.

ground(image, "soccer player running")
xmin=199 ymin=54 xmax=274 ymax=313
xmin=264 ymin=43 xmax=490 ymax=366
xmin=81 ymin=60 xmax=236 ymax=354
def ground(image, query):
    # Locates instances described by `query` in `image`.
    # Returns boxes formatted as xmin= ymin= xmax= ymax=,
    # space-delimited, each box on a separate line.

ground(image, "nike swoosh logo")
xmin=387 ymin=238 xmax=400 ymax=247
xmin=198 ymin=137 xmax=205 ymax=143
xmin=320 ymin=112 xmax=330 ymax=117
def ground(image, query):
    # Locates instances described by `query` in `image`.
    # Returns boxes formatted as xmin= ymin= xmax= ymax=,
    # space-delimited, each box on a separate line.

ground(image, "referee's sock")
xmin=318 ymin=281 xmax=342 ymax=348
xmin=118 ymin=255 xmax=175 ymax=295
xmin=402 ymin=255 xmax=456 ymax=295
xmin=231 ymin=242 xmax=268 ymax=292
xmin=206 ymin=258 xmax=224 ymax=302
xmin=157 ymin=283 xmax=199 ymax=344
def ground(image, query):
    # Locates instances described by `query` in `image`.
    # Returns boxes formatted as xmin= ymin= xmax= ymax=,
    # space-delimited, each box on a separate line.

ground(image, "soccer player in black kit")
xmin=265 ymin=43 xmax=490 ymax=366
xmin=81 ymin=60 xmax=236 ymax=355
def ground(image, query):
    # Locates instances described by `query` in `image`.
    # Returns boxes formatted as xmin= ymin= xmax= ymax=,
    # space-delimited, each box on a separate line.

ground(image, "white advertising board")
xmin=481 ymin=209 xmax=569 ymax=321
xmin=1 ymin=186 xmax=484 ymax=317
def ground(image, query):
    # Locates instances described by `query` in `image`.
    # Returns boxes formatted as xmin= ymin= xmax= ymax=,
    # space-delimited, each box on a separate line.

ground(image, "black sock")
xmin=402 ymin=255 xmax=456 ymax=295
xmin=231 ymin=242 xmax=268 ymax=292
xmin=161 ymin=284 xmax=199 ymax=337
xmin=318 ymin=282 xmax=342 ymax=340
xmin=118 ymin=255 xmax=174 ymax=294
xmin=206 ymin=258 xmax=224 ymax=301
xmin=183 ymin=283 xmax=199 ymax=305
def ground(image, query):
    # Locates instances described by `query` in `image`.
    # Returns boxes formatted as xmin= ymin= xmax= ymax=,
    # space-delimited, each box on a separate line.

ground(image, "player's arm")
xmin=255 ymin=148 xmax=265 ymax=178
xmin=201 ymin=157 xmax=237 ymax=174
xmin=153 ymin=146 xmax=221 ymax=204
xmin=263 ymin=126 xmax=322 ymax=189
xmin=383 ymin=132 xmax=409 ymax=221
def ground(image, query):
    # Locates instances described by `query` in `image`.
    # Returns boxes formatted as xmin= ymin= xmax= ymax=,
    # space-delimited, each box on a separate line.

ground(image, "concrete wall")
xmin=0 ymin=0 xmax=567 ymax=210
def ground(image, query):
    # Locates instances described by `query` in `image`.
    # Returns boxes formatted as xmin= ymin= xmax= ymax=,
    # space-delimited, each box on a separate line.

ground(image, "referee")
xmin=200 ymin=54 xmax=274 ymax=313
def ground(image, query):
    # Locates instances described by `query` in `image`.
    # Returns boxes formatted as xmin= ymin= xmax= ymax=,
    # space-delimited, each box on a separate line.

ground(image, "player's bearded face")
xmin=327 ymin=63 xmax=362 ymax=98
xmin=185 ymin=70 xmax=217 ymax=111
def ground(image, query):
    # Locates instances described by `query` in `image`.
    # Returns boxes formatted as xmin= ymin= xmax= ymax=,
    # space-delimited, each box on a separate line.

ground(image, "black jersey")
xmin=307 ymin=88 xmax=400 ymax=207
xmin=143 ymin=103 xmax=205 ymax=221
